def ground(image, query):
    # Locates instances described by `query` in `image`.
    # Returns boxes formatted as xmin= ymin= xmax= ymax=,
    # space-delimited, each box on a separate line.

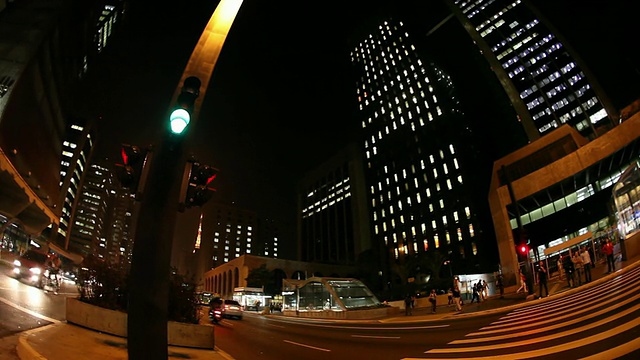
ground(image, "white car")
xmin=222 ymin=299 xmax=243 ymax=319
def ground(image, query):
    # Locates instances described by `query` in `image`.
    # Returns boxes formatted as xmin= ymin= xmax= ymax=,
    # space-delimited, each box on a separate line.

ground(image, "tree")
xmin=245 ymin=264 xmax=277 ymax=295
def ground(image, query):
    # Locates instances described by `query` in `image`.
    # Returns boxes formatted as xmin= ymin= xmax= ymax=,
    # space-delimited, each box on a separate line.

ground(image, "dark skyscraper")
xmin=351 ymin=17 xmax=499 ymax=290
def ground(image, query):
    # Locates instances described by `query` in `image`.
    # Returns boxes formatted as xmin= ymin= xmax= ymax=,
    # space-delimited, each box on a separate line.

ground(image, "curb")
xmin=16 ymin=324 xmax=56 ymax=360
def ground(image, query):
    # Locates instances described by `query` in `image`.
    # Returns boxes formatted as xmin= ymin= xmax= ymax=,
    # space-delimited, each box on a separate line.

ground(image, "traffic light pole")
xmin=126 ymin=2 xmax=244 ymax=358
xmin=127 ymin=132 xmax=185 ymax=359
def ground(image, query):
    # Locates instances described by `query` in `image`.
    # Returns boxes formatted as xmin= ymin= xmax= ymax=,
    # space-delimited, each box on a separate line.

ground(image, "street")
xmin=0 ymin=259 xmax=76 ymax=360
xmin=1 ymin=257 xmax=639 ymax=359
xmin=214 ymin=266 xmax=640 ymax=359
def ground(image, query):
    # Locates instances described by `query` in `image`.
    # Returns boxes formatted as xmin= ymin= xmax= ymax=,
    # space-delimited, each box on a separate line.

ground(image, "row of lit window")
xmin=302 ymin=193 xmax=350 ymax=219
xmin=552 ymin=96 xmax=600 ymax=126
xmin=374 ymin=201 xmax=471 ymax=225
xmin=392 ymin=240 xmax=477 ymax=259
xmin=388 ymin=224 xmax=476 ymax=259
xmin=494 ymin=24 xmax=544 ymax=61
xmin=302 ymin=181 xmax=350 ymax=214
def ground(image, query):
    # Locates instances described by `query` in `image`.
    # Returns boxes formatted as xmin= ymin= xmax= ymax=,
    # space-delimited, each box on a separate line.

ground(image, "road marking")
xmin=419 ymin=318 xmax=638 ymax=360
xmin=0 ymin=296 xmax=60 ymax=324
xmin=579 ymin=336 xmax=640 ymax=360
xmin=283 ymin=339 xmax=331 ymax=352
xmin=425 ymin=306 xmax=639 ymax=355
xmin=460 ymin=292 xmax=640 ymax=340
xmin=351 ymin=334 xmax=400 ymax=339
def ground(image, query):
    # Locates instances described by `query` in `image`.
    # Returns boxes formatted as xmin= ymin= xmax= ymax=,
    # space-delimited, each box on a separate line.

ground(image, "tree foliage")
xmin=245 ymin=264 xmax=277 ymax=295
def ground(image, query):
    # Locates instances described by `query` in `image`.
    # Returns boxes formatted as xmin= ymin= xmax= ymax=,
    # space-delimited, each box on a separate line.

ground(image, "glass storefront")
xmin=282 ymin=277 xmax=381 ymax=312
xmin=614 ymin=160 xmax=640 ymax=238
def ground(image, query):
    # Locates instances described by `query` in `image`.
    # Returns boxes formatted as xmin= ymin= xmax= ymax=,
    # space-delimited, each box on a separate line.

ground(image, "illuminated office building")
xmin=446 ymin=0 xmax=616 ymax=141
xmin=298 ymin=143 xmax=370 ymax=265
xmin=438 ymin=0 xmax=639 ymax=280
xmin=57 ymin=120 xmax=97 ymax=257
xmin=351 ymin=18 xmax=498 ymax=283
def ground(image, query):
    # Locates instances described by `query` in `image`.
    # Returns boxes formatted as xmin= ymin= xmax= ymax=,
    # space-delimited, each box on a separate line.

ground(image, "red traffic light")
xmin=518 ymin=244 xmax=529 ymax=255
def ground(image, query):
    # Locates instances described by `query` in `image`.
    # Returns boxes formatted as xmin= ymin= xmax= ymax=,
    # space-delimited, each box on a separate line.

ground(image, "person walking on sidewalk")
xmin=537 ymin=261 xmax=549 ymax=298
xmin=603 ymin=238 xmax=615 ymax=273
xmin=471 ymin=281 xmax=481 ymax=303
xmin=496 ymin=274 xmax=505 ymax=298
xmin=429 ymin=289 xmax=437 ymax=313
xmin=447 ymin=288 xmax=453 ymax=306
xmin=572 ymin=249 xmax=584 ymax=286
xmin=557 ymin=256 xmax=565 ymax=280
xmin=453 ymin=276 xmax=463 ymax=312
xmin=516 ymin=269 xmax=528 ymax=294
xmin=562 ymin=253 xmax=575 ymax=288
xmin=581 ymin=246 xmax=592 ymax=282
xmin=482 ymin=280 xmax=489 ymax=300
xmin=404 ymin=294 xmax=413 ymax=316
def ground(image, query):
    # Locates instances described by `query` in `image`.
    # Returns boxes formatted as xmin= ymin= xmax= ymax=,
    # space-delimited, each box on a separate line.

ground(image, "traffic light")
xmin=179 ymin=160 xmax=218 ymax=211
xmin=169 ymin=76 xmax=201 ymax=135
xmin=518 ymin=243 xmax=530 ymax=255
xmin=115 ymin=144 xmax=152 ymax=199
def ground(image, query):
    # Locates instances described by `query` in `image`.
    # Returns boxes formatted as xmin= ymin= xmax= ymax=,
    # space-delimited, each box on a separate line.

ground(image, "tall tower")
xmin=445 ymin=0 xmax=617 ymax=141
xmin=57 ymin=119 xmax=96 ymax=254
xmin=351 ymin=18 xmax=498 ymax=289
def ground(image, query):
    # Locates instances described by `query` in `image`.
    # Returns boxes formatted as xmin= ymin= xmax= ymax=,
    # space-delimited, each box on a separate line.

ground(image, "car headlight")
xmin=29 ymin=267 xmax=42 ymax=275
xmin=13 ymin=260 xmax=21 ymax=267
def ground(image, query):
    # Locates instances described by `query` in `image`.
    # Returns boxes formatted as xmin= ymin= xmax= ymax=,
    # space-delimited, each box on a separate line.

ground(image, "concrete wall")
xmin=65 ymin=297 xmax=215 ymax=349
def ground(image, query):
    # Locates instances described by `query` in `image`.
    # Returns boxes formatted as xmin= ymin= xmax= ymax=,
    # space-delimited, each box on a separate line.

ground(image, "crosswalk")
xmin=411 ymin=266 xmax=640 ymax=359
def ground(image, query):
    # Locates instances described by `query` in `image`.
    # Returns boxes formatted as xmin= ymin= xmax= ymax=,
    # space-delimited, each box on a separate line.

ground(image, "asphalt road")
xmin=213 ymin=266 xmax=640 ymax=360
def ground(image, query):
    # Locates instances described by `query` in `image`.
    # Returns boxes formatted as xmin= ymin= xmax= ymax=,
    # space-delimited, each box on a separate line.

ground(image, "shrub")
xmin=77 ymin=256 xmax=200 ymax=323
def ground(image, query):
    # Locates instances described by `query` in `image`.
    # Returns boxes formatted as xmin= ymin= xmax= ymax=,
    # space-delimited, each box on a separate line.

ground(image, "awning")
xmin=543 ymin=231 xmax=592 ymax=256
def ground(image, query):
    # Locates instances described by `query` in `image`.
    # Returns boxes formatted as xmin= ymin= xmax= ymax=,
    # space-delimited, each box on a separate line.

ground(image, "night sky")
xmin=84 ymin=0 xmax=638 ymax=232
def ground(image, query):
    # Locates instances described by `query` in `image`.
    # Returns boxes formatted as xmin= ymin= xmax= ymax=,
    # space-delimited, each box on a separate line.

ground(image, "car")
xmin=222 ymin=299 xmax=243 ymax=319
xmin=12 ymin=249 xmax=50 ymax=288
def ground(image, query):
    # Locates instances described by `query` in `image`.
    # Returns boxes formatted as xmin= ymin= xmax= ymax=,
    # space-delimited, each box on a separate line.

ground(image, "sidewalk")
xmin=11 ymin=249 xmax=640 ymax=360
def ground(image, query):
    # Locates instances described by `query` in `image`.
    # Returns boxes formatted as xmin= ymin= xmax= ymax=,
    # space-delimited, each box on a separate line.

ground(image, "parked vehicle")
xmin=12 ymin=249 xmax=49 ymax=288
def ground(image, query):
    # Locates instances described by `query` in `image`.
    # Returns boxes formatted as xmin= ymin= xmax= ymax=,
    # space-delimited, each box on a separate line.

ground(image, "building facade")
xmin=0 ymin=0 xmax=128 ymax=263
xmin=297 ymin=142 xmax=371 ymax=266
xmin=446 ymin=0 xmax=617 ymax=141
xmin=440 ymin=0 xmax=640 ymax=285
xmin=350 ymin=18 xmax=499 ymax=293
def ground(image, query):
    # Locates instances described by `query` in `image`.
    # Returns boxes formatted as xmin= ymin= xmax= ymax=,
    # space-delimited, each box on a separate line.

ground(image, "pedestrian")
xmin=482 ymin=280 xmax=488 ymax=300
xmin=453 ymin=277 xmax=463 ymax=312
xmin=496 ymin=275 xmax=504 ymax=298
xmin=557 ymin=256 xmax=565 ymax=280
xmin=572 ymin=249 xmax=583 ymax=286
xmin=471 ymin=282 xmax=480 ymax=303
xmin=447 ymin=288 xmax=453 ymax=306
xmin=477 ymin=280 xmax=484 ymax=302
xmin=580 ymin=246 xmax=592 ymax=282
xmin=587 ymin=245 xmax=596 ymax=269
xmin=562 ymin=253 xmax=575 ymax=288
xmin=404 ymin=294 xmax=413 ymax=316
xmin=537 ymin=261 xmax=549 ymax=298
xmin=516 ymin=269 xmax=528 ymax=294
xmin=429 ymin=289 xmax=437 ymax=313
xmin=603 ymin=238 xmax=615 ymax=273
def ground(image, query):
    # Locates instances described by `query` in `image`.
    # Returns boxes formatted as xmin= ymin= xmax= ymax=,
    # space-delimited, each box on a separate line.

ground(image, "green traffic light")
xmin=169 ymin=108 xmax=190 ymax=134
